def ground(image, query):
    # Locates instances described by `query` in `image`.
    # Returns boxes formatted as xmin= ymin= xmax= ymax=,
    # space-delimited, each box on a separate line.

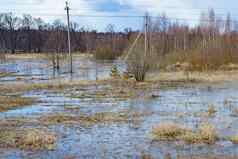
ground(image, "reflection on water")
xmin=0 ymin=56 xmax=126 ymax=83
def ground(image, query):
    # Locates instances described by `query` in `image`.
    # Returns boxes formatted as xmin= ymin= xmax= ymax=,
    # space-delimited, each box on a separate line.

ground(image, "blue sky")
xmin=1 ymin=0 xmax=238 ymax=31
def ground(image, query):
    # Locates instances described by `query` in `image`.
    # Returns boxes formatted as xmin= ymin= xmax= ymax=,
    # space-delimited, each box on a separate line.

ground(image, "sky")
xmin=1 ymin=0 xmax=238 ymax=31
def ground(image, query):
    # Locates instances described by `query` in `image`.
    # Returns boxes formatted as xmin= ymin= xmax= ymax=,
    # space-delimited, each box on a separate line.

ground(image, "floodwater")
xmin=1 ymin=56 xmax=238 ymax=159
xmin=0 ymin=56 xmax=125 ymax=83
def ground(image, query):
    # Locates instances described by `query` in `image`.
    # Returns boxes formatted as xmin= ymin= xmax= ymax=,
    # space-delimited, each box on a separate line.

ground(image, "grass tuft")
xmin=152 ymin=122 xmax=191 ymax=141
xmin=229 ymin=135 xmax=238 ymax=144
xmin=152 ymin=122 xmax=218 ymax=144
xmin=0 ymin=128 xmax=56 ymax=150
xmin=207 ymin=104 xmax=217 ymax=117
xmin=0 ymin=96 xmax=35 ymax=112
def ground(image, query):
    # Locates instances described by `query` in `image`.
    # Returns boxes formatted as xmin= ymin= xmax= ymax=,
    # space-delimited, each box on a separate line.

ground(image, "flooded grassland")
xmin=1 ymin=54 xmax=238 ymax=159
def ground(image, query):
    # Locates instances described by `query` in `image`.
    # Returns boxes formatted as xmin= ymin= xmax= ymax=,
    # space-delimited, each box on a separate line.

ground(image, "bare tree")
xmin=3 ymin=13 xmax=20 ymax=53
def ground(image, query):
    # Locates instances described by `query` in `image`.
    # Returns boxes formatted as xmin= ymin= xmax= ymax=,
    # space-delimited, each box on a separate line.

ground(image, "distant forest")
xmin=0 ymin=13 xmax=132 ymax=55
xmin=0 ymin=9 xmax=238 ymax=68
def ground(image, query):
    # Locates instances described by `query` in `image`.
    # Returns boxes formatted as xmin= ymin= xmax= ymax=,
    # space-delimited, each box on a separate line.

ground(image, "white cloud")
xmin=0 ymin=0 xmax=221 ymax=30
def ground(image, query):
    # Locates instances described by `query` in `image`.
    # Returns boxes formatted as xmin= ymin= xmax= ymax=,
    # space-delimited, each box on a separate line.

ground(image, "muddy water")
xmin=1 ymin=58 xmax=238 ymax=158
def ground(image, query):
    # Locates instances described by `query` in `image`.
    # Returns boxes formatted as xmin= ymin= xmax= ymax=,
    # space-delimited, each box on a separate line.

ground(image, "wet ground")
xmin=1 ymin=55 xmax=238 ymax=159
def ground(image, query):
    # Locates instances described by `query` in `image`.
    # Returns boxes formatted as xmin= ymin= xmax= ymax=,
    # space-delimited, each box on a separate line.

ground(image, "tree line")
xmin=0 ymin=13 xmax=131 ymax=56
xmin=128 ymin=9 xmax=238 ymax=73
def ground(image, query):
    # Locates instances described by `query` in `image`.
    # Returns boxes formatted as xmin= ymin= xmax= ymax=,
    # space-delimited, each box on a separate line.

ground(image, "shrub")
xmin=126 ymin=44 xmax=150 ymax=82
xmin=95 ymin=46 xmax=116 ymax=60
xmin=110 ymin=65 xmax=120 ymax=78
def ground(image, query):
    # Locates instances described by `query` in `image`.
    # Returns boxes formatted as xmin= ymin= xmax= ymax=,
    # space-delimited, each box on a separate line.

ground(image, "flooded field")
xmin=0 ymin=55 xmax=125 ymax=83
xmin=1 ymin=55 xmax=238 ymax=159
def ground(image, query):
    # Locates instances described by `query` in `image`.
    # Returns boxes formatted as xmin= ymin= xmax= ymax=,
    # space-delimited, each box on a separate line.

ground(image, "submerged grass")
xmin=39 ymin=110 xmax=152 ymax=126
xmin=0 ymin=72 xmax=15 ymax=78
xmin=0 ymin=96 xmax=35 ymax=112
xmin=40 ymin=112 xmax=130 ymax=125
xmin=69 ymin=88 xmax=135 ymax=101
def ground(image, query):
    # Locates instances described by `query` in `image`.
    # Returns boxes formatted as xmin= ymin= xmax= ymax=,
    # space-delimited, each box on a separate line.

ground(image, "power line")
xmin=16 ymin=14 xmax=238 ymax=23
xmin=3 ymin=10 xmax=238 ymax=19
xmin=1 ymin=11 xmax=238 ymax=23
xmin=7 ymin=2 xmax=238 ymax=11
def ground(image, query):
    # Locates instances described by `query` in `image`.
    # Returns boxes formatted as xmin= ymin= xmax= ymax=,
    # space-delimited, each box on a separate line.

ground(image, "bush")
xmin=158 ymin=38 xmax=238 ymax=71
xmin=95 ymin=46 xmax=116 ymax=60
xmin=126 ymin=44 xmax=150 ymax=82
xmin=110 ymin=65 xmax=120 ymax=78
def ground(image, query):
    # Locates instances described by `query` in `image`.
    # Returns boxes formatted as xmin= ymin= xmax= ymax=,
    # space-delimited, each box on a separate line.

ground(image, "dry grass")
xmin=182 ymin=123 xmax=218 ymax=144
xmin=70 ymin=88 xmax=135 ymax=100
xmin=39 ymin=110 xmax=152 ymax=127
xmin=0 ymin=130 xmax=17 ymax=148
xmin=0 ymin=72 xmax=15 ymax=78
xmin=207 ymin=104 xmax=217 ymax=117
xmin=177 ymin=156 xmax=238 ymax=159
xmin=198 ymin=123 xmax=218 ymax=144
xmin=229 ymin=135 xmax=238 ymax=144
xmin=152 ymin=122 xmax=191 ymax=141
xmin=0 ymin=96 xmax=35 ymax=112
xmin=16 ymin=128 xmax=56 ymax=150
xmin=152 ymin=122 xmax=218 ymax=144
xmin=95 ymin=46 xmax=116 ymax=60
xmin=5 ymin=53 xmax=48 ymax=60
xmin=40 ymin=112 xmax=129 ymax=126
xmin=0 ymin=128 xmax=56 ymax=150
xmin=147 ymin=70 xmax=238 ymax=83
xmin=0 ymin=78 xmax=136 ymax=94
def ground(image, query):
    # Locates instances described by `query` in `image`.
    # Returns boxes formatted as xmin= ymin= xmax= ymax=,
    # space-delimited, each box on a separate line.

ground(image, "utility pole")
xmin=65 ymin=1 xmax=73 ymax=73
xmin=144 ymin=13 xmax=148 ymax=58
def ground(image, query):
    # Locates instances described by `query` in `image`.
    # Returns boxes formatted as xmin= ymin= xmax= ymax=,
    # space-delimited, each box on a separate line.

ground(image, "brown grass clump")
xmin=83 ymin=111 xmax=130 ymax=124
xmin=0 ymin=130 xmax=17 ymax=148
xmin=39 ymin=114 xmax=77 ymax=125
xmin=152 ymin=122 xmax=191 ymax=141
xmin=177 ymin=155 xmax=238 ymax=159
xmin=0 ymin=128 xmax=56 ymax=150
xmin=183 ymin=123 xmax=218 ymax=144
xmin=229 ymin=135 xmax=238 ymax=144
xmin=207 ymin=104 xmax=217 ymax=117
xmin=16 ymin=129 xmax=56 ymax=150
xmin=142 ymin=154 xmax=154 ymax=159
xmin=181 ymin=131 xmax=203 ymax=144
xmin=152 ymin=122 xmax=218 ymax=144
xmin=199 ymin=123 xmax=218 ymax=144
xmin=0 ymin=96 xmax=35 ymax=112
